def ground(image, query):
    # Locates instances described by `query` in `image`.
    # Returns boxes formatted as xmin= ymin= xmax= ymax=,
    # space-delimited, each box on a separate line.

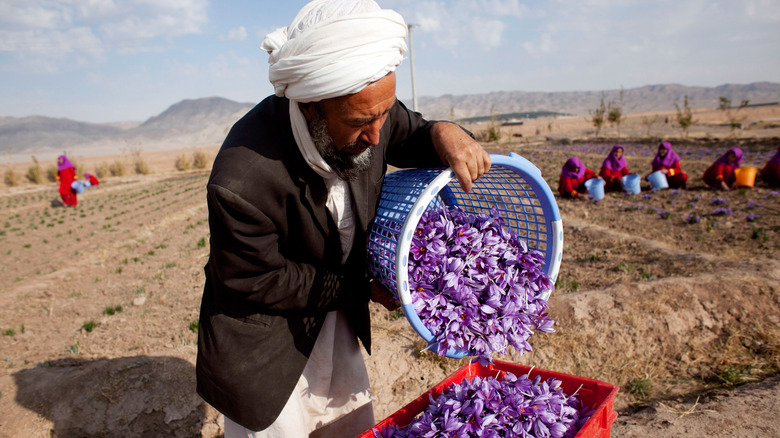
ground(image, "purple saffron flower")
xmin=685 ymin=214 xmax=700 ymax=224
xmin=658 ymin=211 xmax=670 ymax=219
xmin=711 ymin=207 xmax=733 ymax=216
xmin=711 ymin=197 xmax=728 ymax=205
xmin=746 ymin=213 xmax=760 ymax=222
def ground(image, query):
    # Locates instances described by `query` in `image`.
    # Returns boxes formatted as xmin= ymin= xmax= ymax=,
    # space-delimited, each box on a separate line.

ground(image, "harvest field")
xmin=0 ymin=133 xmax=778 ymax=436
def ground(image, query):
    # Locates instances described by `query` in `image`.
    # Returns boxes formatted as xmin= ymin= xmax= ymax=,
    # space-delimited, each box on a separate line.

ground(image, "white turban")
xmin=260 ymin=0 xmax=408 ymax=102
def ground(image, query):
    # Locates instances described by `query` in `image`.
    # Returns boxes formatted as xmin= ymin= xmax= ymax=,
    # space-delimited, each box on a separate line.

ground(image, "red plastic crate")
xmin=360 ymin=359 xmax=619 ymax=438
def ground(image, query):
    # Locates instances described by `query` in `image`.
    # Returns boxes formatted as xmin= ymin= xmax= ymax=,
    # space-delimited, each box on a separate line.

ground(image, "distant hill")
xmin=0 ymin=97 xmax=255 ymax=161
xmin=404 ymin=82 xmax=780 ymax=120
xmin=0 ymin=116 xmax=124 ymax=152
xmin=2 ymin=83 xmax=779 ymax=161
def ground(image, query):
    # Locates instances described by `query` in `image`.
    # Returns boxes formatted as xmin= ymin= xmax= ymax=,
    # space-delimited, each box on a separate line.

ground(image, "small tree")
xmin=193 ymin=151 xmax=209 ymax=169
xmin=175 ymin=154 xmax=192 ymax=171
xmin=109 ymin=160 xmax=126 ymax=177
xmin=135 ymin=158 xmax=150 ymax=175
xmin=46 ymin=165 xmax=58 ymax=182
xmin=26 ymin=156 xmax=43 ymax=184
xmin=4 ymin=168 xmax=19 ymax=186
xmin=607 ymin=88 xmax=625 ymax=138
xmin=486 ymin=105 xmax=502 ymax=142
xmin=718 ymin=96 xmax=732 ymax=111
xmin=640 ymin=115 xmax=659 ymax=137
xmin=95 ymin=162 xmax=109 ymax=179
xmin=674 ymin=95 xmax=696 ymax=138
xmin=589 ymin=97 xmax=607 ymax=137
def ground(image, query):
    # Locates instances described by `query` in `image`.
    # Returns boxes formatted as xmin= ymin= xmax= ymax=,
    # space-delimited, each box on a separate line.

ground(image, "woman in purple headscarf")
xmin=703 ymin=147 xmax=742 ymax=190
xmin=646 ymin=141 xmax=688 ymax=189
xmin=558 ymin=157 xmax=599 ymax=199
xmin=56 ymin=155 xmax=78 ymax=206
xmin=83 ymin=172 xmax=100 ymax=187
xmin=599 ymin=145 xmax=632 ymax=192
xmin=759 ymin=147 xmax=780 ymax=187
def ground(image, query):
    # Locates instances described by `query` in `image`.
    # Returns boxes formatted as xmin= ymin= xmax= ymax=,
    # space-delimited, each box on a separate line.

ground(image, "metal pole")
xmin=408 ymin=24 xmax=418 ymax=112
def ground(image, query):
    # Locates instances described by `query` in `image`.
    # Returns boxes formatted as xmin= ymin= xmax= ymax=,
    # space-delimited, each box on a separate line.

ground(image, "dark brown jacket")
xmin=196 ymin=95 xmax=444 ymax=431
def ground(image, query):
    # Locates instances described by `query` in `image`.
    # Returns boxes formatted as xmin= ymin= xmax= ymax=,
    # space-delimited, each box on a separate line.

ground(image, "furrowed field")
xmin=0 ymin=135 xmax=778 ymax=436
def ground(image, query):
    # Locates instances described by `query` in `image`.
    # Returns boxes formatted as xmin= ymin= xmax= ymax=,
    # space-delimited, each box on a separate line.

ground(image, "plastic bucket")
xmin=621 ymin=174 xmax=641 ymax=195
xmin=584 ymin=178 xmax=605 ymax=200
xmin=647 ymin=171 xmax=668 ymax=190
xmin=367 ymin=153 xmax=563 ymax=358
xmin=71 ymin=181 xmax=85 ymax=194
xmin=734 ymin=167 xmax=757 ymax=188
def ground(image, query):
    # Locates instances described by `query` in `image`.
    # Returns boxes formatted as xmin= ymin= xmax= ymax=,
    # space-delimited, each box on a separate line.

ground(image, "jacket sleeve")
xmin=207 ymin=184 xmax=365 ymax=314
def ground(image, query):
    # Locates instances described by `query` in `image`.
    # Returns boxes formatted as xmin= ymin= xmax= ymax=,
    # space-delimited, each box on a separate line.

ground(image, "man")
xmin=196 ymin=1 xmax=490 ymax=436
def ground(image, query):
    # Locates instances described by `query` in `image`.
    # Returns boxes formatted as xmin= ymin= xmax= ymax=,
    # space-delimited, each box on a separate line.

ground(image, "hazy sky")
xmin=1 ymin=0 xmax=778 ymax=123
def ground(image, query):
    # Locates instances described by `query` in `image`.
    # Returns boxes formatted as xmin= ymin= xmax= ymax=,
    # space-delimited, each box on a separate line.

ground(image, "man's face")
xmin=303 ymin=72 xmax=397 ymax=180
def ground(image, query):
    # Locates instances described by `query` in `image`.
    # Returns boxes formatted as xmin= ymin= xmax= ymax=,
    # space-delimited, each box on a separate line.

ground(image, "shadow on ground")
xmin=13 ymin=355 xmax=207 ymax=437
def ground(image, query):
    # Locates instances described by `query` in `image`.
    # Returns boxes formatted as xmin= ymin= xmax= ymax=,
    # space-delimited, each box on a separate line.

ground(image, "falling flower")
xmin=670 ymin=189 xmax=681 ymax=196
xmin=642 ymin=194 xmax=653 ymax=200
xmin=408 ymin=207 xmax=554 ymax=364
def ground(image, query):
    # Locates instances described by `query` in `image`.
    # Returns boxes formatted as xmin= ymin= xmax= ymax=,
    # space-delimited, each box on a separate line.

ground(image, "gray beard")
xmin=307 ymin=114 xmax=373 ymax=182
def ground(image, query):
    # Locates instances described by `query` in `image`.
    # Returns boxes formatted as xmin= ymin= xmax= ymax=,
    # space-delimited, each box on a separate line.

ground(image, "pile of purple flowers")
xmin=372 ymin=371 xmax=591 ymax=438
xmin=408 ymin=207 xmax=554 ymax=364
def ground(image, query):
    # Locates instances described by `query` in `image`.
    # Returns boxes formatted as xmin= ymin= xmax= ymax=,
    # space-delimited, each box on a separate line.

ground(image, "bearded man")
xmin=195 ymin=1 xmax=491 ymax=436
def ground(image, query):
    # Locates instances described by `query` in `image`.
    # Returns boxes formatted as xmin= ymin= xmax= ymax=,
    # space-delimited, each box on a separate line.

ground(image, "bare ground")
xmin=0 ymin=109 xmax=779 ymax=437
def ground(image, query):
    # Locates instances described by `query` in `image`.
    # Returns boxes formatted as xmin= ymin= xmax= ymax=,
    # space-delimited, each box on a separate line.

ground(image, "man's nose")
xmin=359 ymin=119 xmax=383 ymax=146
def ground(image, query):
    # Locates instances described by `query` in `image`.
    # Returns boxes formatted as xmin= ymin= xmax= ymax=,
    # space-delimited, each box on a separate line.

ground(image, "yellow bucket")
xmin=734 ymin=167 xmax=758 ymax=188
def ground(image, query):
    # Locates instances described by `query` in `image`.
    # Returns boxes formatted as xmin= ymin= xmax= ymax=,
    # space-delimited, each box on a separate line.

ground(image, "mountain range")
xmin=2 ymin=82 xmax=778 ymax=162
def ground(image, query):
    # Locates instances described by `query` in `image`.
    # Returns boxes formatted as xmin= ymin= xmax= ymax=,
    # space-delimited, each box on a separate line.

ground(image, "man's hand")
xmin=431 ymin=122 xmax=491 ymax=193
xmin=371 ymin=281 xmax=400 ymax=311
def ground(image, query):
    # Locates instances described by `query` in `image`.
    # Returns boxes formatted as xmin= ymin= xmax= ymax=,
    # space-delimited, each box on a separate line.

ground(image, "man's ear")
xmin=299 ymin=102 xmax=316 ymax=122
